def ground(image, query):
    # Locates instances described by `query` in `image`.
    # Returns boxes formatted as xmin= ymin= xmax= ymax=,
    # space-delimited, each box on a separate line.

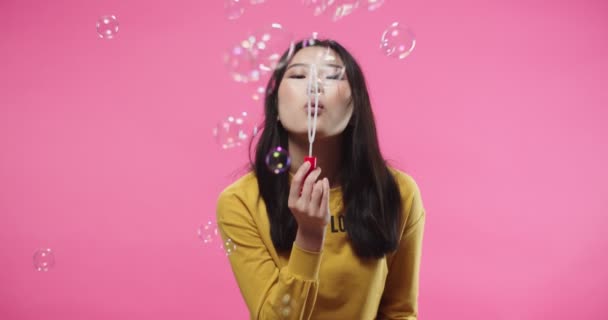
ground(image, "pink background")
xmin=1 ymin=0 xmax=607 ymax=319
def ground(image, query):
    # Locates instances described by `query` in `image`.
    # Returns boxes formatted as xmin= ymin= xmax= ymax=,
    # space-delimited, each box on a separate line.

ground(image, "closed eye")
xmin=289 ymin=75 xmax=306 ymax=79
xmin=326 ymin=75 xmax=344 ymax=80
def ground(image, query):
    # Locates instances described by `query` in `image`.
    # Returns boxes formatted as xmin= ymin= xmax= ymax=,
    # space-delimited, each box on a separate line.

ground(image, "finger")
xmin=300 ymin=167 xmax=322 ymax=202
xmin=319 ymin=178 xmax=329 ymax=218
xmin=309 ymin=180 xmax=323 ymax=213
xmin=288 ymin=161 xmax=311 ymax=204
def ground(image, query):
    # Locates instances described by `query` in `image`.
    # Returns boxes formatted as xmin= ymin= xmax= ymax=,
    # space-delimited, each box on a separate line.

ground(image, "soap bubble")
xmin=302 ymin=0 xmax=330 ymax=16
xmin=212 ymin=111 xmax=258 ymax=149
xmin=33 ymin=248 xmax=55 ymax=272
xmin=266 ymin=146 xmax=291 ymax=174
xmin=251 ymin=85 xmax=267 ymax=101
xmin=221 ymin=238 xmax=237 ymax=256
xmin=380 ymin=22 xmax=416 ymax=60
xmin=224 ymin=23 xmax=294 ymax=84
xmin=248 ymin=23 xmax=295 ymax=74
xmin=328 ymin=0 xmax=360 ymax=21
xmin=198 ymin=221 xmax=219 ymax=244
xmin=96 ymin=15 xmax=119 ymax=39
xmin=224 ymin=41 xmax=261 ymax=83
xmin=366 ymin=0 xmax=384 ymax=11
xmin=225 ymin=24 xmax=295 ymax=102
xmin=225 ymin=0 xmax=246 ymax=20
xmin=225 ymin=0 xmax=269 ymax=20
xmin=302 ymin=0 xmax=360 ymax=21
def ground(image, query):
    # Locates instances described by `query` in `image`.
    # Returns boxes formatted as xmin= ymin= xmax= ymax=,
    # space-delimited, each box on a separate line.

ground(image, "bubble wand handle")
xmin=305 ymin=64 xmax=319 ymax=176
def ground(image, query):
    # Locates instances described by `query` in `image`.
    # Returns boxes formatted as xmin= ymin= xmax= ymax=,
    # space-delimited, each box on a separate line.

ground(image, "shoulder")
xmin=387 ymin=166 xmax=426 ymax=226
xmin=216 ymin=171 xmax=259 ymax=211
xmin=219 ymin=171 xmax=257 ymax=196
xmin=216 ymin=171 xmax=265 ymax=232
xmin=387 ymin=166 xmax=422 ymax=199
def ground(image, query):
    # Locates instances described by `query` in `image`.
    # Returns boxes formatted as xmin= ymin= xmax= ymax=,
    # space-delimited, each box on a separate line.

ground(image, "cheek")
xmin=278 ymin=83 xmax=304 ymax=107
xmin=337 ymin=83 xmax=352 ymax=103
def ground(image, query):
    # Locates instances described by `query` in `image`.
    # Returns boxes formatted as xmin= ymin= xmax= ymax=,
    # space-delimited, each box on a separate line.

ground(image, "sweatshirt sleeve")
xmin=377 ymin=179 xmax=426 ymax=320
xmin=216 ymin=190 xmax=322 ymax=320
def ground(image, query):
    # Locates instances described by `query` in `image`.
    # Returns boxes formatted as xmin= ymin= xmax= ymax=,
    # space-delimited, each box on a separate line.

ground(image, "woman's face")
xmin=277 ymin=46 xmax=354 ymax=139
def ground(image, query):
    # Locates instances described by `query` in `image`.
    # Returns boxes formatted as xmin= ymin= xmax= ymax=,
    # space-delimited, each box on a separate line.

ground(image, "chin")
xmin=311 ymin=130 xmax=338 ymax=140
xmin=283 ymin=123 xmax=343 ymax=139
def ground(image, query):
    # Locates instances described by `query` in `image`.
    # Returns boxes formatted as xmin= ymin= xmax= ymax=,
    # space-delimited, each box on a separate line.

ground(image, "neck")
xmin=287 ymin=134 xmax=343 ymax=188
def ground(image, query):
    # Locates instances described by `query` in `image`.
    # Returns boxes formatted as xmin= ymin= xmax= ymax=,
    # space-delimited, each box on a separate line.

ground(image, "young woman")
xmin=216 ymin=38 xmax=426 ymax=319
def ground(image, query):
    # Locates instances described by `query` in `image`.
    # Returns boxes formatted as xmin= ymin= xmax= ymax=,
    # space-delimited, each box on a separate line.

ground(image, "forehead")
xmin=288 ymin=46 xmax=344 ymax=66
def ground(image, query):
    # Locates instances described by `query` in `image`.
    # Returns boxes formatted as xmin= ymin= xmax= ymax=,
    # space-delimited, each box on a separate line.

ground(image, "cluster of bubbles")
xmin=225 ymin=0 xmax=385 ymax=21
xmin=88 ymin=3 xmax=417 ymax=264
xmin=33 ymin=248 xmax=55 ymax=272
xmin=95 ymin=15 xmax=416 ymax=62
xmin=225 ymin=0 xmax=268 ymax=20
xmin=303 ymin=0 xmax=385 ymax=21
xmin=197 ymin=220 xmax=237 ymax=256
xmin=217 ymin=4 xmax=416 ymax=151
xmin=221 ymin=21 xmax=414 ymax=91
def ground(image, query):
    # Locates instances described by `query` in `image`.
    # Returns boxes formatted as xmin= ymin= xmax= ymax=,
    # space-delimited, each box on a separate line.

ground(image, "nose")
xmin=306 ymin=64 xmax=325 ymax=96
xmin=307 ymin=78 xmax=325 ymax=96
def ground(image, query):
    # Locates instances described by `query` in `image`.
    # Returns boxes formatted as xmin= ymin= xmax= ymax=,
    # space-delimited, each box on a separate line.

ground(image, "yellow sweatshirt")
xmin=216 ymin=167 xmax=426 ymax=320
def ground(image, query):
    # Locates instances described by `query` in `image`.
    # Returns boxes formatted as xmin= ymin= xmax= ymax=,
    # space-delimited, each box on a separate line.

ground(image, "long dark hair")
xmin=248 ymin=39 xmax=402 ymax=259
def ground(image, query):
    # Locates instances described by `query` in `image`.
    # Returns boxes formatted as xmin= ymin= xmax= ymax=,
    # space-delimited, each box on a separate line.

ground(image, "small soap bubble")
xmin=265 ymin=146 xmax=291 ymax=174
xmin=380 ymin=22 xmax=416 ymax=60
xmin=33 ymin=248 xmax=55 ymax=272
xmin=221 ymin=238 xmax=237 ymax=256
xmin=225 ymin=0 xmax=246 ymax=20
xmin=302 ymin=0 xmax=330 ymax=16
xmin=96 ymin=15 xmax=119 ymax=39
xmin=328 ymin=0 xmax=360 ymax=21
xmin=197 ymin=221 xmax=219 ymax=244
xmin=251 ymin=85 xmax=267 ymax=101
xmin=212 ymin=112 xmax=258 ymax=149
xmin=366 ymin=0 xmax=384 ymax=11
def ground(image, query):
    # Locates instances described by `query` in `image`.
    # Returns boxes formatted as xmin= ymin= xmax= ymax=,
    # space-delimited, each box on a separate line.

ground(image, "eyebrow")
xmin=286 ymin=63 xmax=345 ymax=70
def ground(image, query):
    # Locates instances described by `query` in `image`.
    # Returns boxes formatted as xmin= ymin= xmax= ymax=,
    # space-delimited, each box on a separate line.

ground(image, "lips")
xmin=303 ymin=103 xmax=324 ymax=109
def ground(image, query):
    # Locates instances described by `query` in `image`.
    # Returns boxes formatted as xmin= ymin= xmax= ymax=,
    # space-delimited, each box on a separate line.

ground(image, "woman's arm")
xmin=377 ymin=178 xmax=426 ymax=320
xmin=217 ymin=190 xmax=322 ymax=320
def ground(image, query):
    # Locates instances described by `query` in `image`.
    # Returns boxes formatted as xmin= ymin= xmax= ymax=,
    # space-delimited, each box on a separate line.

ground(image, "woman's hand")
xmin=288 ymin=161 xmax=330 ymax=251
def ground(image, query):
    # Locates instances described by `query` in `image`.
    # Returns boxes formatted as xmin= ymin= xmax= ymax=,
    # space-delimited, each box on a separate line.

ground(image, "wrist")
xmin=295 ymin=227 xmax=326 ymax=252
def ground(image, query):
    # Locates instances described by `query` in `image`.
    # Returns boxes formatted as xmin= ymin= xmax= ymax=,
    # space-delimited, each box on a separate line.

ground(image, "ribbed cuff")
xmin=287 ymin=243 xmax=322 ymax=280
